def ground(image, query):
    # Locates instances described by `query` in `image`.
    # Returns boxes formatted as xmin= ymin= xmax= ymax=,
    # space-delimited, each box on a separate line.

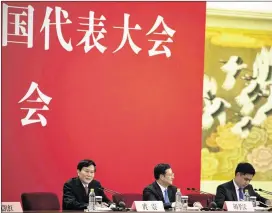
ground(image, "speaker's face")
xmin=236 ymin=173 xmax=253 ymax=188
xmin=77 ymin=165 xmax=96 ymax=184
xmin=161 ymin=168 xmax=175 ymax=186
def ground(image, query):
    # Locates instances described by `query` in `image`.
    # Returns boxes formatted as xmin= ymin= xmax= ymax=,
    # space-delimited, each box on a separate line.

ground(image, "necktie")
xmin=164 ymin=189 xmax=170 ymax=204
xmin=238 ymin=188 xmax=244 ymax=201
xmin=85 ymin=186 xmax=89 ymax=195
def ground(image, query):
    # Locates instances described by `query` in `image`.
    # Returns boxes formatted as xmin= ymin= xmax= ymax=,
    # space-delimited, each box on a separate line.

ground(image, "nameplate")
xmin=223 ymin=201 xmax=254 ymax=211
xmin=131 ymin=201 xmax=165 ymax=212
xmin=1 ymin=202 xmax=23 ymax=212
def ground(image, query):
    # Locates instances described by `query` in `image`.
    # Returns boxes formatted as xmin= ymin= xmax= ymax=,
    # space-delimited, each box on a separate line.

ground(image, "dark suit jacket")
xmin=62 ymin=177 xmax=111 ymax=210
xmin=215 ymin=180 xmax=268 ymax=209
xmin=143 ymin=181 xmax=177 ymax=209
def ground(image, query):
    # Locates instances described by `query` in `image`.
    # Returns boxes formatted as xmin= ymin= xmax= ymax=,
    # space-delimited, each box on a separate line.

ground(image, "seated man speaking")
xmin=143 ymin=163 xmax=177 ymax=209
xmin=214 ymin=162 xmax=271 ymax=209
xmin=62 ymin=159 xmax=112 ymax=210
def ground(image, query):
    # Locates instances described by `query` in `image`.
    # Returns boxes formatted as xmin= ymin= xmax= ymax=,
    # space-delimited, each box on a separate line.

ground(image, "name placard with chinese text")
xmin=224 ymin=201 xmax=254 ymax=212
xmin=132 ymin=201 xmax=165 ymax=212
xmin=1 ymin=202 xmax=23 ymax=212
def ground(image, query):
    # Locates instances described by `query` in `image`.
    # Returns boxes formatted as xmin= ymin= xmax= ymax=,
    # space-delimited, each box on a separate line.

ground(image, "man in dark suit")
xmin=215 ymin=162 xmax=271 ymax=209
xmin=62 ymin=159 xmax=112 ymax=210
xmin=143 ymin=163 xmax=177 ymax=209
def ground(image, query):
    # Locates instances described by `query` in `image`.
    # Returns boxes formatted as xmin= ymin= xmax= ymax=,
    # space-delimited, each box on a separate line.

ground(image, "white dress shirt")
xmin=233 ymin=179 xmax=242 ymax=201
xmin=156 ymin=181 xmax=168 ymax=201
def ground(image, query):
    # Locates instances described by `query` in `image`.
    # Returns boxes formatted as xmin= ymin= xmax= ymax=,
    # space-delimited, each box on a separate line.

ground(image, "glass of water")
xmin=181 ymin=196 xmax=188 ymax=211
xmin=95 ymin=196 xmax=102 ymax=208
xmin=250 ymin=196 xmax=257 ymax=207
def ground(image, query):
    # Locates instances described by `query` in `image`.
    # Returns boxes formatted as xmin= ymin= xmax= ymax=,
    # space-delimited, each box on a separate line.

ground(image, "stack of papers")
xmin=84 ymin=207 xmax=112 ymax=212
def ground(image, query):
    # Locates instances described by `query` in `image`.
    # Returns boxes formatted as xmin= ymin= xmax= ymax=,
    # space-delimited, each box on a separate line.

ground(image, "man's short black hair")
xmin=77 ymin=159 xmax=96 ymax=171
xmin=235 ymin=162 xmax=255 ymax=176
xmin=154 ymin=163 xmax=171 ymax=180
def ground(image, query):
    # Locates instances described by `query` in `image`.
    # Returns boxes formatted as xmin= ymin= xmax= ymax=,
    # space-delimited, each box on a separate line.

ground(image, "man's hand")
xmin=265 ymin=199 xmax=272 ymax=206
xmin=109 ymin=203 xmax=117 ymax=209
xmin=101 ymin=202 xmax=109 ymax=207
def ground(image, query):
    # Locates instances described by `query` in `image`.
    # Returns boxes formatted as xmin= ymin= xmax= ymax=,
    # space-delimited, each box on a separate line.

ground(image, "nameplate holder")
xmin=223 ymin=201 xmax=254 ymax=211
xmin=1 ymin=202 xmax=23 ymax=212
xmin=131 ymin=201 xmax=165 ymax=212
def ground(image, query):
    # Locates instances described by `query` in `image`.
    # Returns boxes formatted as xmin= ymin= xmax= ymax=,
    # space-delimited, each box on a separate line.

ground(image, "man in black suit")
xmin=215 ymin=162 xmax=271 ymax=209
xmin=143 ymin=163 xmax=177 ymax=209
xmin=62 ymin=159 xmax=112 ymax=210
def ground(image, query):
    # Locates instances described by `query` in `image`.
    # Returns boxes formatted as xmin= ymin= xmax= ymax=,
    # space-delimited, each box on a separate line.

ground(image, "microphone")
xmin=187 ymin=188 xmax=218 ymax=210
xmin=255 ymin=188 xmax=272 ymax=195
xmin=187 ymin=188 xmax=211 ymax=195
xmin=240 ymin=198 xmax=270 ymax=207
xmin=98 ymin=187 xmax=127 ymax=210
xmin=99 ymin=187 xmax=122 ymax=195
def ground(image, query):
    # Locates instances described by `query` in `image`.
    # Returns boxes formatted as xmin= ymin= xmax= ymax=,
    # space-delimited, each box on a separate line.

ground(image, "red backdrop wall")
xmin=2 ymin=1 xmax=206 ymax=204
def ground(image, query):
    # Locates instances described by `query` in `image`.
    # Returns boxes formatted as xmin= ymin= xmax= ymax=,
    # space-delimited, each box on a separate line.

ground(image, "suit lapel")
xmin=167 ymin=188 xmax=173 ymax=202
xmin=153 ymin=182 xmax=165 ymax=202
xmin=229 ymin=181 xmax=238 ymax=201
xmin=76 ymin=177 xmax=88 ymax=196
xmin=88 ymin=180 xmax=97 ymax=194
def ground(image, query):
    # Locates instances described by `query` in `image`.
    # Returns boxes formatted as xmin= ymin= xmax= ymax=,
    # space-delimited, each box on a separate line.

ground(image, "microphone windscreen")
xmin=209 ymin=201 xmax=217 ymax=209
xmin=118 ymin=201 xmax=126 ymax=208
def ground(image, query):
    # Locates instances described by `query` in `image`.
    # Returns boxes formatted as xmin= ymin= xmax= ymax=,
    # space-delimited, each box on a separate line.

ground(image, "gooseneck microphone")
xmin=187 ymin=188 xmax=214 ymax=196
xmin=98 ymin=187 xmax=126 ymax=210
xmin=99 ymin=187 xmax=122 ymax=195
xmin=187 ymin=188 xmax=218 ymax=210
xmin=254 ymin=189 xmax=272 ymax=208
xmin=254 ymin=188 xmax=272 ymax=196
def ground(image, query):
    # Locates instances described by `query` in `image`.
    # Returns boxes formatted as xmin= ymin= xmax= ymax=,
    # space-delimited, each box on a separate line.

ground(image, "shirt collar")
xmin=233 ymin=179 xmax=240 ymax=190
xmin=81 ymin=181 xmax=89 ymax=188
xmin=156 ymin=181 xmax=167 ymax=192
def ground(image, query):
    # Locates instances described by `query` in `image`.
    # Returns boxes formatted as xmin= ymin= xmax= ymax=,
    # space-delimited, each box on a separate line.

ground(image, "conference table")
xmin=20 ymin=211 xmax=272 ymax=213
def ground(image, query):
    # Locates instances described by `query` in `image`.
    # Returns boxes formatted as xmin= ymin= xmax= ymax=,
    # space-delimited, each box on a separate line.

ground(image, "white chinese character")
xmin=40 ymin=6 xmax=72 ymax=51
xmin=77 ymin=11 xmax=107 ymax=53
xmin=2 ymin=3 xmax=34 ymax=48
xmin=146 ymin=15 xmax=176 ymax=57
xmin=18 ymin=82 xmax=52 ymax=127
xmin=113 ymin=13 xmax=141 ymax=54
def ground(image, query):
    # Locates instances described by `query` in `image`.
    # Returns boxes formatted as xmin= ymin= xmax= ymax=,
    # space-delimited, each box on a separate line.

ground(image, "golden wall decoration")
xmin=201 ymin=25 xmax=272 ymax=181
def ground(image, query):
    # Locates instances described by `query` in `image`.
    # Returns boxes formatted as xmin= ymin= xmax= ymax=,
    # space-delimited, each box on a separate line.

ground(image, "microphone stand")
xmin=254 ymin=189 xmax=272 ymax=210
xmin=258 ymin=189 xmax=272 ymax=196
xmin=98 ymin=187 xmax=127 ymax=211
xmin=187 ymin=188 xmax=220 ymax=211
xmin=100 ymin=187 xmax=122 ymax=195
